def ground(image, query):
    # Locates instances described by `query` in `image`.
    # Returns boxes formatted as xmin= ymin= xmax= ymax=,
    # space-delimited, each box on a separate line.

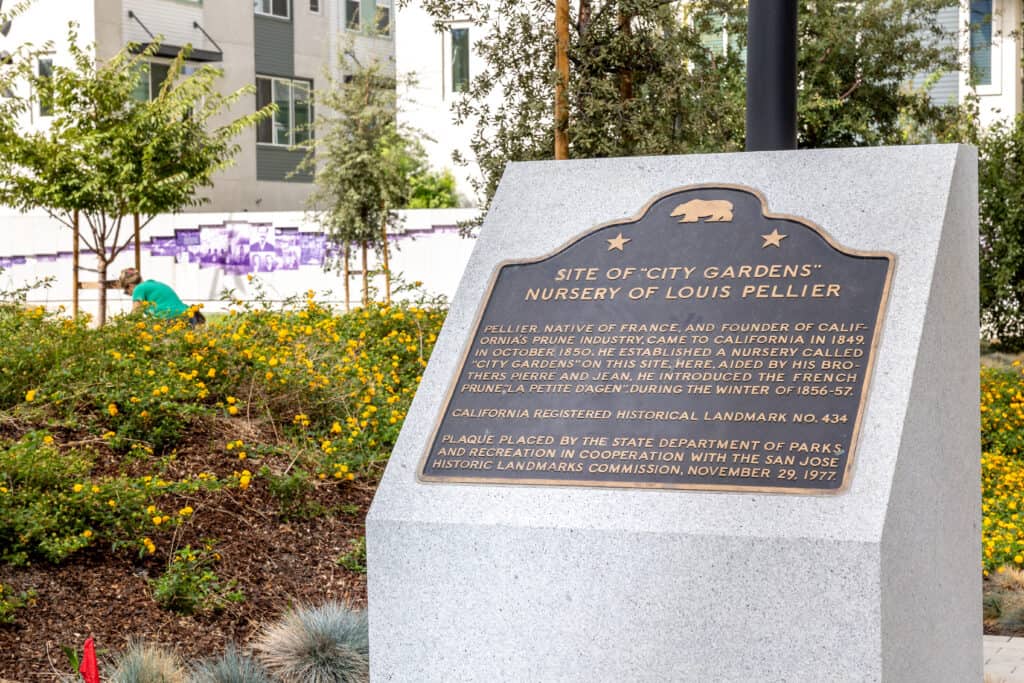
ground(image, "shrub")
xmin=189 ymin=644 xmax=272 ymax=683
xmin=107 ymin=641 xmax=187 ymax=683
xmin=151 ymin=541 xmax=243 ymax=614
xmin=0 ymin=431 xmax=224 ymax=565
xmin=336 ymin=536 xmax=366 ymax=574
xmin=254 ymin=602 xmax=369 ymax=683
xmin=980 ymin=116 xmax=1024 ymax=349
xmin=0 ymin=581 xmax=36 ymax=624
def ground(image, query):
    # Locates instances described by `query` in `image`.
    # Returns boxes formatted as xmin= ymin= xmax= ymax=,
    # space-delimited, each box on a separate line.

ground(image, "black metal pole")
xmin=746 ymin=0 xmax=798 ymax=151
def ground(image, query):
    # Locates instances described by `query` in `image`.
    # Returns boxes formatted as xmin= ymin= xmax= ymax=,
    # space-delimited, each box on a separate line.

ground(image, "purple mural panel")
xmin=224 ymin=225 xmax=251 ymax=275
xmin=299 ymin=233 xmax=325 ymax=266
xmin=247 ymin=224 xmax=280 ymax=273
xmin=277 ymin=231 xmax=300 ymax=271
xmin=176 ymin=229 xmax=201 ymax=264
xmin=149 ymin=236 xmax=178 ymax=257
xmin=199 ymin=226 xmax=229 ymax=268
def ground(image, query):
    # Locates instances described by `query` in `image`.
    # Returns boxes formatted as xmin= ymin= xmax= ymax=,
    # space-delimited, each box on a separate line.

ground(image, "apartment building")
xmin=1 ymin=0 xmax=395 ymax=212
xmin=396 ymin=0 xmax=1023 ymax=204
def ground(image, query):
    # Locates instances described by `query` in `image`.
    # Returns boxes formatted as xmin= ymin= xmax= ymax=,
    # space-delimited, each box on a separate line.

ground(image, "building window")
xmin=310 ymin=0 xmax=319 ymax=12
xmin=376 ymin=0 xmax=391 ymax=35
xmin=131 ymin=62 xmax=172 ymax=101
xmin=451 ymin=28 xmax=469 ymax=93
xmin=255 ymin=0 xmax=289 ymax=20
xmin=256 ymin=76 xmax=312 ymax=146
xmin=970 ymin=0 xmax=993 ymax=86
xmin=698 ymin=13 xmax=745 ymax=63
xmin=345 ymin=0 xmax=390 ymax=35
xmin=345 ymin=0 xmax=360 ymax=29
xmin=37 ymin=57 xmax=53 ymax=116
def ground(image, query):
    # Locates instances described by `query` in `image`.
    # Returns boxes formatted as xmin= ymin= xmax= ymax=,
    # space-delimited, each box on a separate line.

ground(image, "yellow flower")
xmin=73 ymin=483 xmax=84 ymax=493
xmin=43 ymin=435 xmax=54 ymax=445
xmin=143 ymin=537 xmax=156 ymax=554
xmin=82 ymin=530 xmax=92 ymax=538
xmin=228 ymin=405 xmax=239 ymax=415
xmin=178 ymin=506 xmax=193 ymax=517
xmin=107 ymin=499 xmax=117 ymax=508
xmin=152 ymin=516 xmax=163 ymax=526
xmin=207 ymin=368 xmax=216 ymax=378
xmin=91 ymin=485 xmax=100 ymax=494
xmin=107 ymin=403 xmax=118 ymax=416
xmin=25 ymin=389 xmax=35 ymax=402
xmin=146 ymin=505 xmax=157 ymax=514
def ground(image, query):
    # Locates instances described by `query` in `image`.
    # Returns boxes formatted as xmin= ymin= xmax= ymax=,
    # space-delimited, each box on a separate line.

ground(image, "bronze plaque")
xmin=418 ymin=185 xmax=894 ymax=493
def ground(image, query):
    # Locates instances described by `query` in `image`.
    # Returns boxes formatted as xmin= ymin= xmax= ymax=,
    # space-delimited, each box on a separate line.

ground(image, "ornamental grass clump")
xmin=189 ymin=644 xmax=272 ymax=683
xmin=254 ymin=602 xmax=369 ymax=683
xmin=107 ymin=641 xmax=187 ymax=683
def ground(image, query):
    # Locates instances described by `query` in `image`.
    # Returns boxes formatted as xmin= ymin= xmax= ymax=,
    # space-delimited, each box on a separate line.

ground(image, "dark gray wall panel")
xmin=257 ymin=146 xmax=312 ymax=182
xmin=254 ymin=11 xmax=294 ymax=77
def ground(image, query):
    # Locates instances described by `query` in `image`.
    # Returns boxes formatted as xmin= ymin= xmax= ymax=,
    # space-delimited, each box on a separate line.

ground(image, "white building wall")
xmin=1 ymin=0 xmax=97 ymax=132
xmin=122 ymin=0 xmax=206 ymax=50
xmin=396 ymin=0 xmax=491 ymax=205
xmin=961 ymin=0 xmax=1024 ymax=126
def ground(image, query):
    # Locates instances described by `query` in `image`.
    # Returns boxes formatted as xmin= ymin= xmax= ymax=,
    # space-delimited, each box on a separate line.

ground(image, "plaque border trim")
xmin=415 ymin=183 xmax=896 ymax=495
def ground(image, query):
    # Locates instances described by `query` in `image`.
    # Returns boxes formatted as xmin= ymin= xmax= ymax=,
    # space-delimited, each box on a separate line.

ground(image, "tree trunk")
xmin=72 ymin=210 xmax=80 ymax=321
xmin=578 ymin=0 xmax=591 ymax=36
xmin=618 ymin=7 xmax=634 ymax=154
xmin=361 ymin=241 xmax=369 ymax=307
xmin=380 ymin=215 xmax=392 ymax=305
xmin=97 ymin=256 xmax=108 ymax=327
xmin=133 ymin=212 xmax=141 ymax=271
xmin=554 ymin=0 xmax=570 ymax=159
xmin=343 ymin=244 xmax=351 ymax=312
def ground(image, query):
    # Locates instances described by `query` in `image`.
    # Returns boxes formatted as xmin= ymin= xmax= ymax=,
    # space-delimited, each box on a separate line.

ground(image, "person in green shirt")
xmin=118 ymin=268 xmax=204 ymax=326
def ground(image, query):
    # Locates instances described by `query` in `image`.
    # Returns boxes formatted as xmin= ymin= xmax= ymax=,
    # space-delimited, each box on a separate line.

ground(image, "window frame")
xmin=37 ymin=56 xmax=54 ymax=118
xmin=376 ymin=0 xmax=392 ymax=36
xmin=256 ymin=74 xmax=313 ymax=148
xmin=344 ymin=0 xmax=361 ymax=30
xmin=968 ymin=0 xmax=1001 ymax=94
xmin=449 ymin=26 xmax=470 ymax=95
xmin=254 ymin=0 xmax=290 ymax=20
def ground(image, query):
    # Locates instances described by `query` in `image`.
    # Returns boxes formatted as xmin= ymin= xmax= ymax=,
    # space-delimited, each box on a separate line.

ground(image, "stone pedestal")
xmin=367 ymin=146 xmax=980 ymax=682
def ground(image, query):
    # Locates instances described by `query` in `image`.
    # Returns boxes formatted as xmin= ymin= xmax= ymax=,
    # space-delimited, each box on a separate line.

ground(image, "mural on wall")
xmin=0 ymin=220 xmax=462 ymax=274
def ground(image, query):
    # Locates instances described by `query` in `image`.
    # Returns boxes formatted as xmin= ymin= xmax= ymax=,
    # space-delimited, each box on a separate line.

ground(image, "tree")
xmin=0 ymin=28 xmax=270 ymax=324
xmin=300 ymin=48 xmax=424 ymax=306
xmin=416 ymin=0 xmax=963 ymax=210
xmin=975 ymin=114 xmax=1024 ymax=349
xmin=408 ymin=168 xmax=459 ymax=209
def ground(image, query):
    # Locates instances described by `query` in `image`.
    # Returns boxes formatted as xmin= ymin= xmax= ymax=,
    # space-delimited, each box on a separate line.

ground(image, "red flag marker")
xmin=79 ymin=637 xmax=99 ymax=683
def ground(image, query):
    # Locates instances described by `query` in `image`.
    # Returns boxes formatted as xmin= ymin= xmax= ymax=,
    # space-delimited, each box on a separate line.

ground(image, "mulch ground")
xmin=0 ymin=449 xmax=374 ymax=681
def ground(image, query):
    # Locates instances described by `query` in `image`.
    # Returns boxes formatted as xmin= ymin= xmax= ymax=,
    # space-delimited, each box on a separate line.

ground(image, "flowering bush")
xmin=0 ymin=431 xmax=224 ymax=564
xmin=0 ymin=287 xmax=446 ymax=570
xmin=981 ymin=363 xmax=1024 ymax=575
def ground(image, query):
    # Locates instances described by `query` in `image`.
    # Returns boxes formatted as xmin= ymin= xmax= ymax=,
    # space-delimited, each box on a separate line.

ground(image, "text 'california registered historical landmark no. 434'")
xmin=418 ymin=185 xmax=894 ymax=493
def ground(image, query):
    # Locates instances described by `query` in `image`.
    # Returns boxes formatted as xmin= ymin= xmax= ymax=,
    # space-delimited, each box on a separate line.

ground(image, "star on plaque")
xmin=607 ymin=233 xmax=631 ymax=251
xmin=761 ymin=228 xmax=787 ymax=248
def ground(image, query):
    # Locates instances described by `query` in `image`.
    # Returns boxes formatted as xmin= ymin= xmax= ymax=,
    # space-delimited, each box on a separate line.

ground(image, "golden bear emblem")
xmin=670 ymin=199 xmax=734 ymax=223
